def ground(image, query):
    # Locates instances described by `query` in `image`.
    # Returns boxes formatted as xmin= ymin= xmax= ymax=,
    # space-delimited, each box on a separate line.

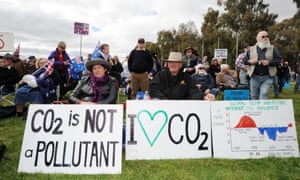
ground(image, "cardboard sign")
xmin=126 ymin=100 xmax=212 ymax=160
xmin=211 ymin=100 xmax=299 ymax=159
xmin=18 ymin=104 xmax=123 ymax=174
xmin=74 ymin=22 xmax=89 ymax=35
xmin=214 ymin=49 xmax=228 ymax=59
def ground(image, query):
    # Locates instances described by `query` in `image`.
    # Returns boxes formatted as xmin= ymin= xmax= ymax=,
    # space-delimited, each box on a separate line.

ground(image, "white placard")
xmin=18 ymin=104 xmax=123 ymax=174
xmin=214 ymin=48 xmax=228 ymax=59
xmin=211 ymin=100 xmax=299 ymax=159
xmin=126 ymin=100 xmax=212 ymax=160
xmin=0 ymin=32 xmax=14 ymax=52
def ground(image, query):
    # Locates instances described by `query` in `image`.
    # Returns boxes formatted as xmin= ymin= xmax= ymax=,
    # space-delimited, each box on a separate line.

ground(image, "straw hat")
xmin=165 ymin=52 xmax=183 ymax=62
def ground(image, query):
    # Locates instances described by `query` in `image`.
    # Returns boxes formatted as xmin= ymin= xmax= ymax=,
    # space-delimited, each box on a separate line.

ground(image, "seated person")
xmin=0 ymin=53 xmax=19 ymax=93
xmin=216 ymin=64 xmax=238 ymax=90
xmin=191 ymin=64 xmax=218 ymax=96
xmin=149 ymin=52 xmax=215 ymax=100
xmin=14 ymin=58 xmax=57 ymax=117
xmin=69 ymin=58 xmax=118 ymax=104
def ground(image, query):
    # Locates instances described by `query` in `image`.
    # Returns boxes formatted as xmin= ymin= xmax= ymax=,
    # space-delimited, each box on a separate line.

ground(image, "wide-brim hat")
xmin=86 ymin=58 xmax=112 ymax=71
xmin=183 ymin=47 xmax=194 ymax=54
xmin=3 ymin=53 xmax=14 ymax=61
xmin=164 ymin=52 xmax=183 ymax=62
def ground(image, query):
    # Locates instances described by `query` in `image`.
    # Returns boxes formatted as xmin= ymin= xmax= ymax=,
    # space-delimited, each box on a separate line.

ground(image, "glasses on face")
xmin=261 ymin=35 xmax=269 ymax=39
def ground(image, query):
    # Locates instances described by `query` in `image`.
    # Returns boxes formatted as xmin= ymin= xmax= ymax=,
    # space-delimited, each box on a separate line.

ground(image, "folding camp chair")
xmin=0 ymin=85 xmax=16 ymax=106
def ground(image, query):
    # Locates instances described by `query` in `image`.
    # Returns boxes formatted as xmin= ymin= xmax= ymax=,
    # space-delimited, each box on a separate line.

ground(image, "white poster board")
xmin=211 ymin=100 xmax=299 ymax=159
xmin=0 ymin=32 xmax=14 ymax=52
xmin=126 ymin=100 xmax=212 ymax=160
xmin=214 ymin=48 xmax=228 ymax=59
xmin=18 ymin=104 xmax=123 ymax=174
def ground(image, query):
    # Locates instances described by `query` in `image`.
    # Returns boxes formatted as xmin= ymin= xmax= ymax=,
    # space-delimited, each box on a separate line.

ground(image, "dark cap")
xmin=28 ymin=56 xmax=36 ymax=60
xmin=138 ymin=38 xmax=145 ymax=44
xmin=243 ymin=43 xmax=250 ymax=48
xmin=3 ymin=53 xmax=14 ymax=61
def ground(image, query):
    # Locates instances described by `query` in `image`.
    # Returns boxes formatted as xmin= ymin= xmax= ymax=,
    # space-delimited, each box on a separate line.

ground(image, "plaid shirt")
xmin=235 ymin=52 xmax=248 ymax=71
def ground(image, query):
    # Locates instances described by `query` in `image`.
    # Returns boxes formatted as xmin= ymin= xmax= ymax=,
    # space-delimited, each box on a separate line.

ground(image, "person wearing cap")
xmin=0 ymin=53 xmax=19 ymax=93
xmin=235 ymin=43 xmax=250 ymax=86
xmin=128 ymin=38 xmax=154 ymax=99
xmin=182 ymin=47 xmax=200 ymax=75
xmin=14 ymin=58 xmax=57 ymax=117
xmin=149 ymin=52 xmax=215 ymax=100
xmin=243 ymin=31 xmax=282 ymax=100
xmin=69 ymin=58 xmax=118 ymax=104
xmin=48 ymin=41 xmax=71 ymax=99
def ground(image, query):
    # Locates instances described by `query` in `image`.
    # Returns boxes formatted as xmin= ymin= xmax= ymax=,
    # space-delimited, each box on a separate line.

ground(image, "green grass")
xmin=1 ymin=84 xmax=300 ymax=179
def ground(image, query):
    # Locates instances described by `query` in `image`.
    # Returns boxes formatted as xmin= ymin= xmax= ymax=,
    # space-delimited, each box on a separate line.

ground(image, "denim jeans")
xmin=294 ymin=74 xmax=300 ymax=93
xmin=239 ymin=70 xmax=248 ymax=85
xmin=250 ymin=74 xmax=273 ymax=100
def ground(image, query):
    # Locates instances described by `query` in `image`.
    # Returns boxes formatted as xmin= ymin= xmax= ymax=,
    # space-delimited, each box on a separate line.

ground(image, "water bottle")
xmin=143 ymin=91 xmax=150 ymax=100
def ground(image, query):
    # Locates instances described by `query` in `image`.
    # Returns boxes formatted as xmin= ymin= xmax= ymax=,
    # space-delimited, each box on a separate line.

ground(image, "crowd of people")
xmin=0 ymin=30 xmax=298 ymax=118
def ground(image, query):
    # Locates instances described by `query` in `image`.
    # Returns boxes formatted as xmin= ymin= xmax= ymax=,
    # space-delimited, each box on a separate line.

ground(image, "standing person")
xmin=293 ymin=59 xmax=300 ymax=93
xmin=235 ymin=43 xmax=250 ymax=86
xmin=243 ymin=31 xmax=282 ymax=100
xmin=48 ymin=41 xmax=71 ymax=99
xmin=182 ymin=47 xmax=199 ymax=75
xmin=128 ymin=38 xmax=153 ymax=99
xmin=110 ymin=55 xmax=123 ymax=86
xmin=149 ymin=52 xmax=215 ymax=100
xmin=69 ymin=58 xmax=118 ymax=104
xmin=277 ymin=60 xmax=291 ymax=93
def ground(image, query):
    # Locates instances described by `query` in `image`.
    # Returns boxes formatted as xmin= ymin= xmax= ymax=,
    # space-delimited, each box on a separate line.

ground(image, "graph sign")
xmin=211 ymin=100 xmax=299 ymax=159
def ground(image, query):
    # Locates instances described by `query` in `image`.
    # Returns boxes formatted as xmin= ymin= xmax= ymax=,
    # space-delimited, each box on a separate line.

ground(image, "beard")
xmin=257 ymin=40 xmax=271 ymax=49
xmin=198 ymin=69 xmax=207 ymax=76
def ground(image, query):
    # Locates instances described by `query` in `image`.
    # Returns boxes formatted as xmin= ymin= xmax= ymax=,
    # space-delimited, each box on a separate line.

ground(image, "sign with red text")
xmin=0 ymin=32 xmax=14 ymax=52
xmin=211 ymin=100 xmax=299 ymax=159
xmin=18 ymin=104 xmax=123 ymax=174
xmin=74 ymin=22 xmax=89 ymax=35
xmin=126 ymin=100 xmax=212 ymax=160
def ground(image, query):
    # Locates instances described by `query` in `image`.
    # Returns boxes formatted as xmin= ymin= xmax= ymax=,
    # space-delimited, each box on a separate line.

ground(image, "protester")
xmin=96 ymin=43 xmax=111 ymax=61
xmin=69 ymin=58 xmax=118 ymax=104
xmin=209 ymin=57 xmax=221 ymax=85
xmin=149 ymin=52 xmax=215 ymax=100
xmin=14 ymin=58 xmax=57 ymax=117
xmin=235 ymin=43 xmax=250 ymax=86
xmin=182 ymin=47 xmax=199 ymax=75
xmin=243 ymin=31 xmax=282 ymax=99
xmin=110 ymin=55 xmax=123 ymax=86
xmin=48 ymin=41 xmax=71 ymax=99
xmin=25 ymin=56 xmax=37 ymax=74
xmin=277 ymin=60 xmax=291 ymax=93
xmin=13 ymin=51 xmax=26 ymax=78
xmin=191 ymin=64 xmax=218 ymax=96
xmin=294 ymin=59 xmax=300 ymax=93
xmin=216 ymin=64 xmax=238 ymax=89
xmin=128 ymin=38 xmax=153 ymax=99
xmin=0 ymin=53 xmax=19 ymax=93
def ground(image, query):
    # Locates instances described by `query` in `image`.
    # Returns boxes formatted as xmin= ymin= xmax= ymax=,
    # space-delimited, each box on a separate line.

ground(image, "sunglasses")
xmin=261 ymin=35 xmax=269 ymax=39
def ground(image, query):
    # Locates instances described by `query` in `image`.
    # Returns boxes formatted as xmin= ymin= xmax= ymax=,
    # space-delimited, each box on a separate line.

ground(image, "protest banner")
xmin=211 ymin=100 xmax=299 ymax=159
xmin=18 ymin=104 xmax=123 ymax=174
xmin=126 ymin=100 xmax=212 ymax=160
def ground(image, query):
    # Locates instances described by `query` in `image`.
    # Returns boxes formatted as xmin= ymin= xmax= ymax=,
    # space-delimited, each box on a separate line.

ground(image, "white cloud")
xmin=0 ymin=0 xmax=297 ymax=60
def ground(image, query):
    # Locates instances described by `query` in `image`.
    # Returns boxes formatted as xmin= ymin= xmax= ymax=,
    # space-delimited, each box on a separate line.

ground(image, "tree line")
xmin=146 ymin=0 xmax=300 ymax=69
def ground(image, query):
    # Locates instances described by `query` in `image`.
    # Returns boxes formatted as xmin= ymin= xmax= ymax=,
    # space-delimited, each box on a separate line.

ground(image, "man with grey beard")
xmin=243 ymin=31 xmax=282 ymax=99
